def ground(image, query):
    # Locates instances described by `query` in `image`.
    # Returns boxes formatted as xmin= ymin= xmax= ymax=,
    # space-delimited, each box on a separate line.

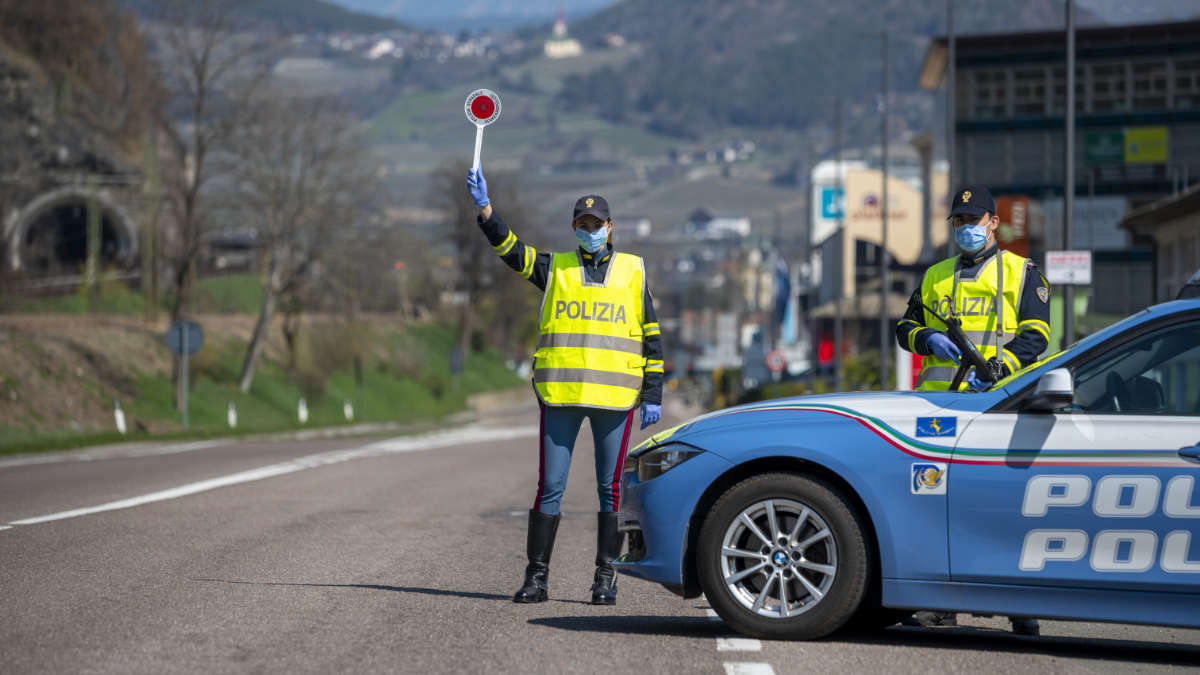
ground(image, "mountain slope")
xmin=119 ymin=0 xmax=405 ymax=33
xmin=556 ymin=0 xmax=1100 ymax=137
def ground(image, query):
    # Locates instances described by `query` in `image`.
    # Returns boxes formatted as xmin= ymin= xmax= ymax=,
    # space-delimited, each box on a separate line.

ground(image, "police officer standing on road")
xmin=467 ymin=167 xmax=664 ymax=606
xmin=896 ymin=185 xmax=1049 ymax=636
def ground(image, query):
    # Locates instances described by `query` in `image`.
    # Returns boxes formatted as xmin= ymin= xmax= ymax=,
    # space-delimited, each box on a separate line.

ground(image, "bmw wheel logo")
xmin=772 ymin=551 xmax=787 ymax=566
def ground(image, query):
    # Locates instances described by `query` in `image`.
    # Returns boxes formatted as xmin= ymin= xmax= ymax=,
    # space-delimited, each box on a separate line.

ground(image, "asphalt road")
xmin=2 ymin=406 xmax=1199 ymax=674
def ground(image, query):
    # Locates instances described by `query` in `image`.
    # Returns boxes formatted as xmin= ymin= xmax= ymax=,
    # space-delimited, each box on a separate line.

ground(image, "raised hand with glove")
xmin=640 ymin=402 xmax=661 ymax=430
xmin=466 ymin=167 xmax=489 ymax=207
xmin=927 ymin=332 xmax=962 ymax=364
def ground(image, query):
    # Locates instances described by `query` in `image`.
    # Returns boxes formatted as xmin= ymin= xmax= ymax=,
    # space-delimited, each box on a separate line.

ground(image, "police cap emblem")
xmin=585 ymin=198 xmax=594 ymax=208
xmin=962 ymin=190 xmax=972 ymax=203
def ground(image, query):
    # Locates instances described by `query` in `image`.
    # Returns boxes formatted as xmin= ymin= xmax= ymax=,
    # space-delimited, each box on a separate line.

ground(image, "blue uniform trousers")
xmin=533 ymin=403 xmax=635 ymax=516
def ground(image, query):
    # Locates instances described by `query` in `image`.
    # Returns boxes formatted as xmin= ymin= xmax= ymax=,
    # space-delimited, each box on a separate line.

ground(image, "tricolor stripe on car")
xmin=700 ymin=401 xmax=1192 ymax=467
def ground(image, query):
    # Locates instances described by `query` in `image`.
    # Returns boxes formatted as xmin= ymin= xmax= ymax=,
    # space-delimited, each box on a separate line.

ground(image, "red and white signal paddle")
xmin=464 ymin=89 xmax=501 ymax=170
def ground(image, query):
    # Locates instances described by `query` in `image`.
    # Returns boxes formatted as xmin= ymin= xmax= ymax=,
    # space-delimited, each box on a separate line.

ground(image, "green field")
xmin=11 ymin=274 xmax=265 ymax=315
xmin=371 ymin=51 xmax=679 ymax=163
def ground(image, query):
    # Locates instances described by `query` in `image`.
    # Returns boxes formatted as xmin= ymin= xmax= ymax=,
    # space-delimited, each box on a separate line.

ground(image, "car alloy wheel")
xmin=719 ymin=498 xmax=836 ymax=618
xmin=698 ymin=472 xmax=870 ymax=640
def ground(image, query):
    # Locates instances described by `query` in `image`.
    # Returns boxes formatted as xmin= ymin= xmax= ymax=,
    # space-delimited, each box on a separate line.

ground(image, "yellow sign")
xmin=1124 ymin=126 xmax=1168 ymax=164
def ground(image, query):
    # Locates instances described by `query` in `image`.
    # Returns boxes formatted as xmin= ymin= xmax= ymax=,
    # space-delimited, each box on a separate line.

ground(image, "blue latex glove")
xmin=640 ymin=403 xmax=661 ymax=430
xmin=966 ymin=368 xmax=991 ymax=392
xmin=466 ymin=168 xmax=489 ymax=207
xmin=927 ymin=332 xmax=961 ymax=364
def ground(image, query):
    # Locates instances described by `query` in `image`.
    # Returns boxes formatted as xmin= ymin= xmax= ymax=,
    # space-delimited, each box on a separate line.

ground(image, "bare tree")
xmin=152 ymin=0 xmax=273 ymax=409
xmin=231 ymin=93 xmax=376 ymax=392
xmin=155 ymin=0 xmax=266 ymax=325
xmin=0 ymin=0 xmax=163 ymax=151
xmin=428 ymin=162 xmax=540 ymax=362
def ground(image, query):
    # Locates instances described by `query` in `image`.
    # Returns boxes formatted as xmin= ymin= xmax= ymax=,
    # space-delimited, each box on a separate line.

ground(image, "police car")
xmin=615 ymin=298 xmax=1200 ymax=640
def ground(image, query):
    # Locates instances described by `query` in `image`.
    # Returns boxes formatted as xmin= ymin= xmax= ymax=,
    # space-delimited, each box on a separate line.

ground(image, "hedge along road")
xmin=1 ymin=409 xmax=1198 ymax=674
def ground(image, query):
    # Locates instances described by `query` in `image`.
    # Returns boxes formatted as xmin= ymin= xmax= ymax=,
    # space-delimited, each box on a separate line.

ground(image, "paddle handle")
xmin=472 ymin=125 xmax=484 ymax=171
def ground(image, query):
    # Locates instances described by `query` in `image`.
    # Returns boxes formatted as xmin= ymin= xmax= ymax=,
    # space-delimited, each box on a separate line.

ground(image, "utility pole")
xmin=1064 ymin=0 xmax=1076 ymax=347
xmin=946 ymin=0 xmax=956 ymax=258
xmin=879 ymin=31 xmax=890 ymax=389
xmin=834 ymin=97 xmax=844 ymax=392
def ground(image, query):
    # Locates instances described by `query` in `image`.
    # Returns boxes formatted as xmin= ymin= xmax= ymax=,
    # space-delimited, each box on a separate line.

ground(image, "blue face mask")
xmin=955 ymin=223 xmax=989 ymax=254
xmin=575 ymin=225 xmax=609 ymax=253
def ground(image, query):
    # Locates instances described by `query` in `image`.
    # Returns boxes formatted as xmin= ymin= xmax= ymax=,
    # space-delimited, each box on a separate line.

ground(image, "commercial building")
xmin=918 ymin=20 xmax=1200 ymax=316
xmin=1119 ymin=183 xmax=1200 ymax=302
xmin=806 ymin=146 xmax=949 ymax=381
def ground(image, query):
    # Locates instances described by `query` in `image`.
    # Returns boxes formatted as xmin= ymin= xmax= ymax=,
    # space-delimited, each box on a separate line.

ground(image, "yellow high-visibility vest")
xmin=916 ymin=250 xmax=1029 ymax=391
xmin=534 ymin=251 xmax=646 ymax=409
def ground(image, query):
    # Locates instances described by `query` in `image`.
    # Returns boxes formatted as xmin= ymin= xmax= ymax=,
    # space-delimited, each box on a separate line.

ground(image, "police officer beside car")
xmin=896 ymin=185 xmax=1049 ymax=636
xmin=897 ymin=185 xmax=1052 ymax=393
xmin=467 ymin=167 xmax=663 ymax=606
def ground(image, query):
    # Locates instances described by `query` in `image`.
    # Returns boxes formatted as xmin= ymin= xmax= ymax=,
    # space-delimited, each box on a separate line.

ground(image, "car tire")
xmin=697 ymin=472 xmax=870 ymax=640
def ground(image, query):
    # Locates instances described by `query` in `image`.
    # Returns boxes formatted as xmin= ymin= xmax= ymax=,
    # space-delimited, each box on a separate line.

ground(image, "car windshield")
xmin=990 ymin=308 xmax=1154 ymax=389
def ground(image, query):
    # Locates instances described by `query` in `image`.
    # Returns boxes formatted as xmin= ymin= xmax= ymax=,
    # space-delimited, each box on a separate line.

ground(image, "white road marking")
xmin=4 ymin=425 xmax=538 ymax=528
xmin=0 ymin=525 xmax=11 ymax=531
xmin=723 ymin=664 xmax=775 ymax=675
xmin=0 ymin=440 xmax=228 ymax=468
xmin=716 ymin=638 xmax=762 ymax=652
xmin=705 ymin=609 xmax=721 ymax=620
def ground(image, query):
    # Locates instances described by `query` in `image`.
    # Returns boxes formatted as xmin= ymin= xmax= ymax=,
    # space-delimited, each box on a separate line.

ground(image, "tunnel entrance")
xmin=6 ymin=187 xmax=137 ymax=274
xmin=21 ymin=202 xmax=124 ymax=274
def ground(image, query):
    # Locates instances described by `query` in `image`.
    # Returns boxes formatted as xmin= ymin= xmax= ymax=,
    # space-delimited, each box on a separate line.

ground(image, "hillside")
xmin=0 ymin=279 xmax=524 ymax=453
xmin=118 ymin=0 xmax=405 ymax=34
xmin=555 ymin=0 xmax=1098 ymax=138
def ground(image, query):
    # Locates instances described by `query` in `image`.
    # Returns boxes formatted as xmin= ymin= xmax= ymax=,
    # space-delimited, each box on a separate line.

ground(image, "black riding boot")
xmin=590 ymin=511 xmax=623 ymax=605
xmin=514 ymin=510 xmax=560 ymax=603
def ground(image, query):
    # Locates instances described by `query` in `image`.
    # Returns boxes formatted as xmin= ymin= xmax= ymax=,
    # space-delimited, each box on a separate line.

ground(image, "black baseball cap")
xmin=573 ymin=195 xmax=610 ymax=222
xmin=948 ymin=185 xmax=995 ymax=219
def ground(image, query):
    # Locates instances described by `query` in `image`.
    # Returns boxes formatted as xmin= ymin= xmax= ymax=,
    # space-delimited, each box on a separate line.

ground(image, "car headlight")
xmin=629 ymin=443 xmax=703 ymax=482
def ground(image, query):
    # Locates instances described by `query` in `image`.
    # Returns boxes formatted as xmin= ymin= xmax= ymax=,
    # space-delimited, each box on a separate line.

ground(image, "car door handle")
xmin=1181 ymin=444 xmax=1200 ymax=461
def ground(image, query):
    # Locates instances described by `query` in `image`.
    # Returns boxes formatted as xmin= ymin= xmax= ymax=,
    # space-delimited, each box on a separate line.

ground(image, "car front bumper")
xmin=614 ymin=450 xmax=732 ymax=593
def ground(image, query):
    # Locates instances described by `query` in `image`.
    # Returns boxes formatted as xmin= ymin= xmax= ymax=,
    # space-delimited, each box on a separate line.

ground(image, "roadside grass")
xmin=12 ymin=274 xmax=264 ymax=315
xmin=0 ymin=318 xmax=524 ymax=456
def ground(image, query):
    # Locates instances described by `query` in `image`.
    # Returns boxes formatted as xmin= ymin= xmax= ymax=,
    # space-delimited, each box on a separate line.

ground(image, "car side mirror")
xmin=1023 ymin=368 xmax=1074 ymax=413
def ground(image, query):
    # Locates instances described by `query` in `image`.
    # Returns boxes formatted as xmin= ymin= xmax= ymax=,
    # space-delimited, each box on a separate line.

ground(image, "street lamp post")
xmin=834 ymin=97 xmax=844 ymax=392
xmin=1064 ymin=0 xmax=1076 ymax=347
xmin=879 ymin=31 xmax=890 ymax=389
xmin=946 ymin=0 xmax=956 ymax=259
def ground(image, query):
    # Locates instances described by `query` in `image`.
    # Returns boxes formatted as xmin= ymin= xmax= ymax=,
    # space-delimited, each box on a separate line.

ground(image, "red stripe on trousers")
xmin=533 ymin=401 xmax=546 ymax=511
xmin=610 ymin=407 xmax=635 ymax=510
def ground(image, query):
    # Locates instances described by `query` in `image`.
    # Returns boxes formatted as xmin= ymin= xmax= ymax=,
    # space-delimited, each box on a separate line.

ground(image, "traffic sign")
xmin=1045 ymin=250 xmax=1093 ymax=286
xmin=464 ymin=89 xmax=502 ymax=170
xmin=166 ymin=319 xmax=204 ymax=431
xmin=765 ymin=349 xmax=787 ymax=374
xmin=166 ymin=320 xmax=204 ymax=356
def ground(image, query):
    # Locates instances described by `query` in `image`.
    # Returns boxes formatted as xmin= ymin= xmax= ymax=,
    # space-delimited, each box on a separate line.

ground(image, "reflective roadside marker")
xmin=464 ymin=88 xmax=501 ymax=170
xmin=344 ymin=400 xmax=354 ymax=422
xmin=227 ymin=400 xmax=238 ymax=429
xmin=298 ymin=398 xmax=309 ymax=424
xmin=114 ymin=399 xmax=127 ymax=435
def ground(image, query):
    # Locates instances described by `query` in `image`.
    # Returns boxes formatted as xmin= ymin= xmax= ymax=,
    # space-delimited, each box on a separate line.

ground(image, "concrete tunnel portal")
xmin=5 ymin=186 xmax=138 ymax=274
